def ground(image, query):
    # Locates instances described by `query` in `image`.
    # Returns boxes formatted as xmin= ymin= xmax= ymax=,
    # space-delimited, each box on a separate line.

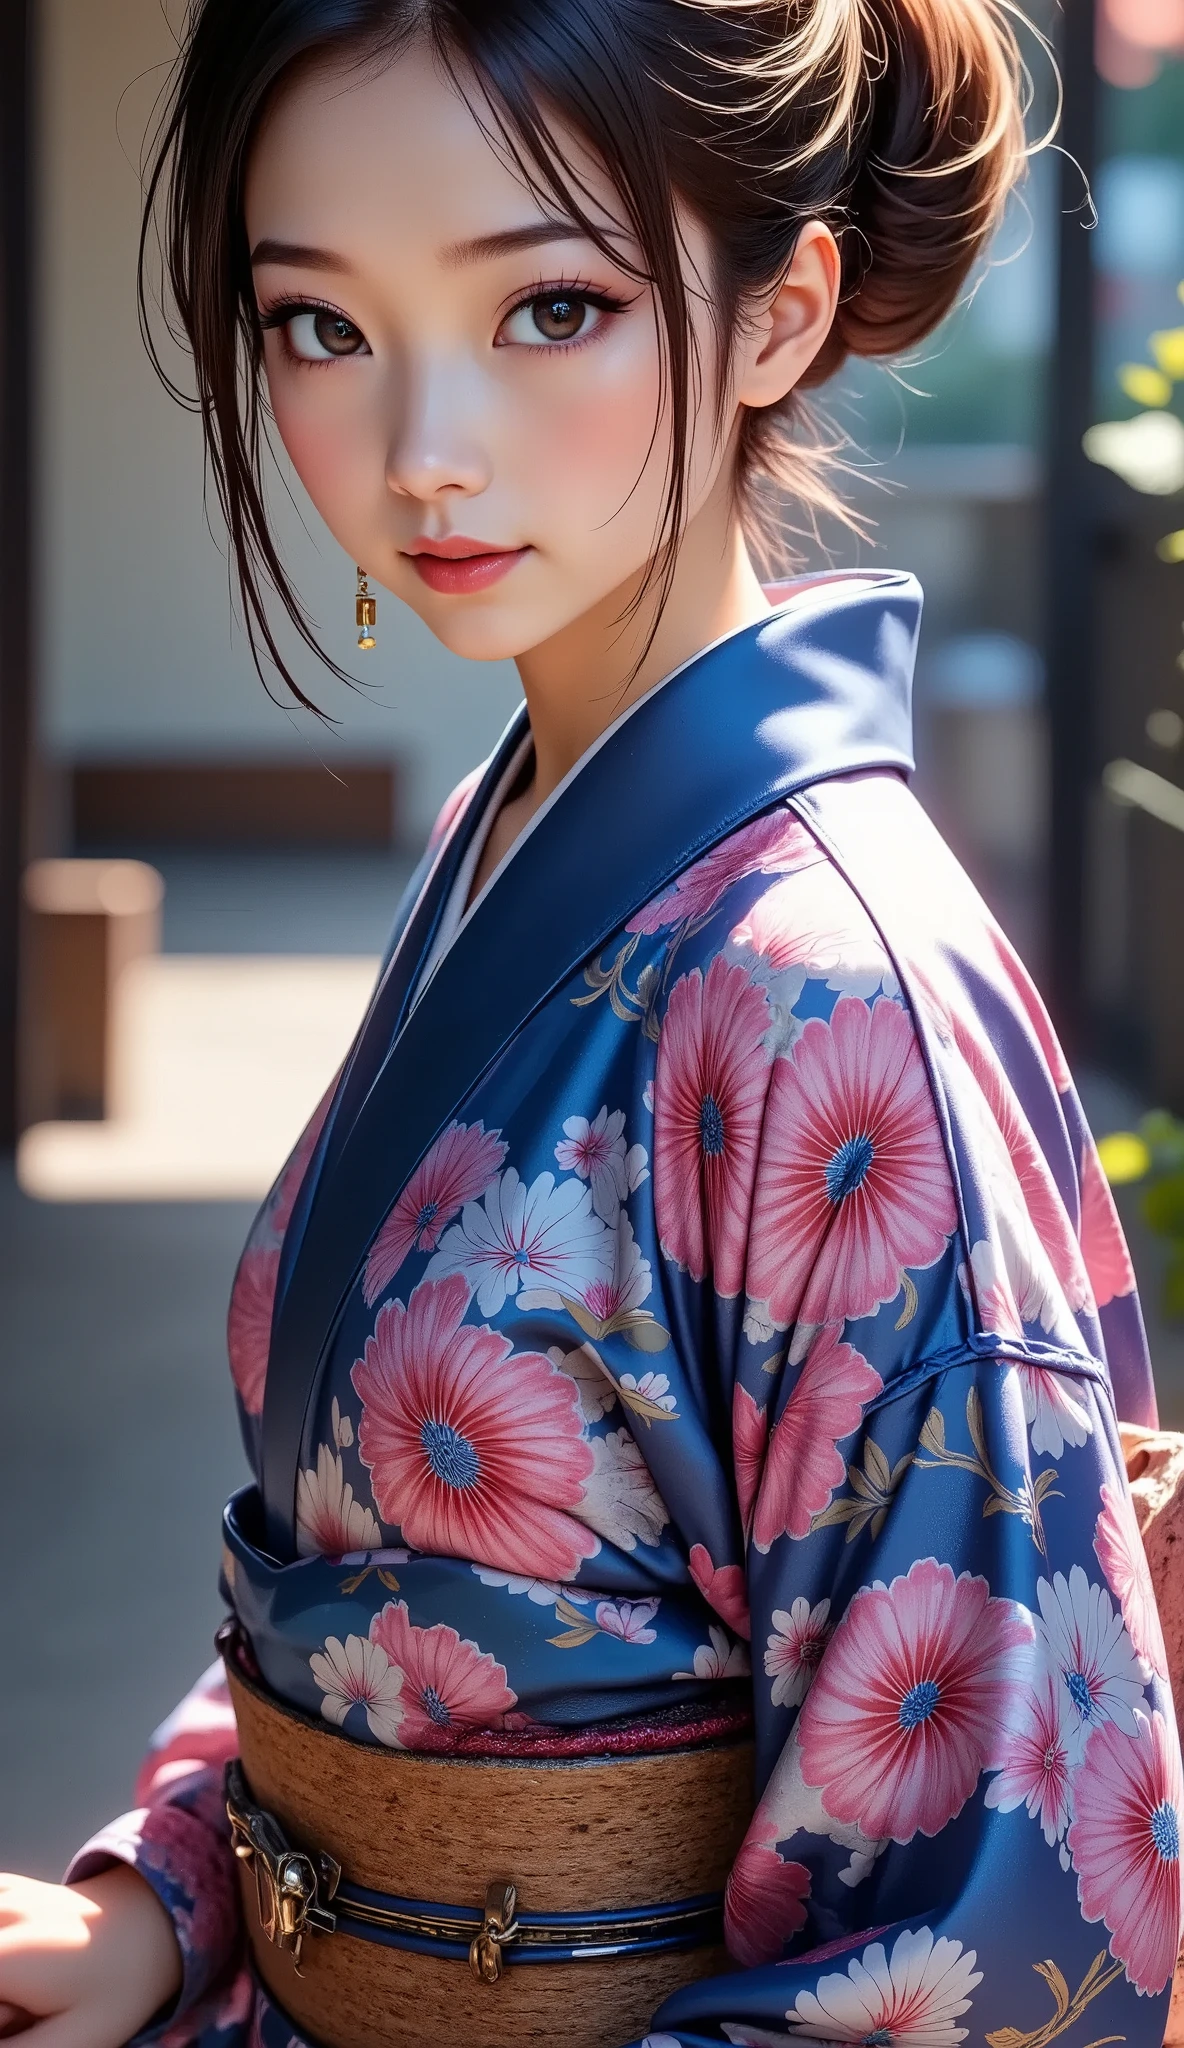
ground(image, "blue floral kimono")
xmin=70 ymin=572 xmax=1183 ymax=2046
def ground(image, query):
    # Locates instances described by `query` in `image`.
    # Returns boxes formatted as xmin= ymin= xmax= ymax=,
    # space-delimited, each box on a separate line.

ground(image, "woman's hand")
xmin=0 ymin=1867 xmax=183 ymax=2048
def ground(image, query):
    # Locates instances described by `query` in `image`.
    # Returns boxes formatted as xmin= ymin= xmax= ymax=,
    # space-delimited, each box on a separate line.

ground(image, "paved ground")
xmin=1 ymin=851 xmax=1182 ymax=1880
xmin=0 ymin=1176 xmax=254 ymax=1877
xmin=2 ymin=851 xmax=412 ymax=1878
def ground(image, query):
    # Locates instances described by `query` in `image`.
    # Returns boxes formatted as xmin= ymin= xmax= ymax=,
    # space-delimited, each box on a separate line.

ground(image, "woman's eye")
xmin=284 ymin=309 xmax=367 ymax=360
xmin=498 ymin=293 xmax=601 ymax=348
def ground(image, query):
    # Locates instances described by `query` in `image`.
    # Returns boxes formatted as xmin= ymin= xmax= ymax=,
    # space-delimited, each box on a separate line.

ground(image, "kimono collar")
xmin=262 ymin=569 xmax=922 ymax=1556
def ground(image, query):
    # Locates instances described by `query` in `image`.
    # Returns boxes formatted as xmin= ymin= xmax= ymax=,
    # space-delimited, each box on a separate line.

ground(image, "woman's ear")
xmin=733 ymin=220 xmax=842 ymax=408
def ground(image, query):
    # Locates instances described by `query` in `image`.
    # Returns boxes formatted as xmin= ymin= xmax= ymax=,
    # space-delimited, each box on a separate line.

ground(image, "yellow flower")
xmin=1097 ymin=1131 xmax=1152 ymax=1185
xmin=1119 ymin=363 xmax=1173 ymax=409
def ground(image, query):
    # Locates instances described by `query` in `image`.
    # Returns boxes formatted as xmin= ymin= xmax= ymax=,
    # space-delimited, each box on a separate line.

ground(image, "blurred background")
xmin=2 ymin=0 xmax=1184 ymax=1875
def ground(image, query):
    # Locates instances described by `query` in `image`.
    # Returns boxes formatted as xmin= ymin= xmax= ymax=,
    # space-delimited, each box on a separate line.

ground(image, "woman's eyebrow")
xmin=250 ymin=238 xmax=351 ymax=271
xmin=442 ymin=221 xmax=593 ymax=267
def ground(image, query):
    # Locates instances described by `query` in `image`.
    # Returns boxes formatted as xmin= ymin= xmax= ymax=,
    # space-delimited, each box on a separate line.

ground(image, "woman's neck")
xmin=466 ymin=474 xmax=772 ymax=903
xmin=516 ymin=481 xmax=771 ymax=811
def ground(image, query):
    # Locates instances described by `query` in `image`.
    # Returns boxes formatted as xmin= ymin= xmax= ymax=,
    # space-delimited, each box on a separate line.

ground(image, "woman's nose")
xmin=383 ymin=360 xmax=493 ymax=505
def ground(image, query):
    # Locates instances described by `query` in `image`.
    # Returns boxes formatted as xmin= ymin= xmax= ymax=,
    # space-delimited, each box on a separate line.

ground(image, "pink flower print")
xmin=931 ymin=984 xmax=1091 ymax=1315
xmin=554 ymin=1106 xmax=647 ymax=1225
xmin=308 ymin=1633 xmax=405 ymax=1746
xmin=1069 ymin=1708 xmax=1184 ymax=1997
xmin=731 ymin=863 xmax=897 ymax=1002
xmin=689 ymin=1542 xmax=751 ymax=1640
xmin=797 ymin=1557 xmax=1034 ymax=1844
xmin=226 ymin=1244 xmax=280 ymax=1417
xmin=426 ymin=1167 xmax=613 ymax=1318
xmin=296 ymin=1444 xmax=382 ymax=1558
xmin=369 ymin=1599 xmax=518 ymax=1752
xmin=723 ymin=1822 xmax=810 ymax=1966
xmin=1035 ymin=1565 xmax=1146 ymax=1760
xmin=271 ymin=1086 xmax=334 ymax=1234
xmin=595 ymin=1597 xmax=660 ymax=1644
xmin=1079 ymin=1140 xmax=1136 ymax=1308
xmin=765 ymin=1597 xmax=832 ymax=1709
xmin=1095 ymin=1483 xmax=1169 ymax=1681
xmin=352 ymin=1274 xmax=597 ymax=1579
xmin=751 ymin=1327 xmax=882 ymax=1552
xmin=653 ymin=956 xmax=770 ymax=1295
xmin=733 ymin=1383 xmax=768 ymax=1539
xmin=674 ymin=1625 xmax=750 ymax=1681
xmin=363 ymin=1121 xmax=507 ymax=1308
xmin=785 ymin=1925 xmax=982 ymax=2045
xmin=629 ymin=809 xmax=820 ymax=935
xmin=747 ymin=996 xmax=956 ymax=1332
xmin=984 ymin=1670 xmax=1073 ymax=1848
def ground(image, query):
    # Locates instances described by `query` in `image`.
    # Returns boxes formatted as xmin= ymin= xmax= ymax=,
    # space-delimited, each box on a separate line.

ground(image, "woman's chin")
xmin=396 ymin=588 xmax=573 ymax=668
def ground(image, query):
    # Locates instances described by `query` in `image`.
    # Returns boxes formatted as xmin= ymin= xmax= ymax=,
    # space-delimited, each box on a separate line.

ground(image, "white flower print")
xmin=1017 ymin=1364 xmax=1092 ymax=1459
xmin=1036 ymin=1564 xmax=1146 ymax=1760
xmin=785 ymin=1926 xmax=981 ymax=2046
xmin=520 ymin=1210 xmax=653 ymax=1325
xmin=548 ymin=1343 xmax=619 ymax=1421
xmin=554 ymin=1106 xmax=649 ymax=1224
xmin=723 ymin=2030 xmax=794 ymax=2047
xmin=642 ymin=1080 xmax=655 ymax=1114
xmin=331 ymin=1396 xmax=354 ymax=1449
xmin=309 ymin=1634 xmax=405 ymax=1745
xmin=765 ymin=1598 xmax=832 ymax=1709
xmin=743 ymin=1299 xmax=778 ymax=1348
xmin=470 ymin=1566 xmax=589 ymax=1607
xmin=984 ymin=1669 xmax=1074 ymax=1849
xmin=575 ymin=1427 xmax=671 ymax=1551
xmin=619 ymin=1370 xmax=677 ymax=1413
xmin=641 ymin=2036 xmax=683 ymax=2047
xmin=426 ymin=1167 xmax=613 ymax=1318
xmin=966 ymin=1223 xmax=1078 ymax=1358
xmin=296 ymin=1444 xmax=382 ymax=1558
xmin=595 ymin=1597 xmax=660 ymax=1643
xmin=674 ymin=1625 xmax=751 ymax=1682
xmin=759 ymin=1733 xmax=887 ymax=1889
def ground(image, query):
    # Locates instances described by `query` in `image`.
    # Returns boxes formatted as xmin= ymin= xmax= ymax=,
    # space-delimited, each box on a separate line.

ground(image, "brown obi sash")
xmin=220 ymin=1628 xmax=754 ymax=2048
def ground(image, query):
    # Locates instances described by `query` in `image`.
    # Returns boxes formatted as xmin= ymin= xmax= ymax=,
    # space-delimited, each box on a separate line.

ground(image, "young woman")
xmin=2 ymin=2 xmax=1180 ymax=2045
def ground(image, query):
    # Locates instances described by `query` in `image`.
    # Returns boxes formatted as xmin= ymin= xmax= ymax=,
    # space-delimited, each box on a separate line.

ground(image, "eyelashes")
xmin=258 ymin=275 xmax=640 ymax=366
xmin=258 ymin=297 xmax=368 ymax=366
xmin=496 ymin=279 xmax=637 ymax=353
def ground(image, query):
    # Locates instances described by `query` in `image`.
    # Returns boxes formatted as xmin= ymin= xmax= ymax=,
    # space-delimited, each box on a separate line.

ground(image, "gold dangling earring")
xmin=355 ymin=566 xmax=377 ymax=652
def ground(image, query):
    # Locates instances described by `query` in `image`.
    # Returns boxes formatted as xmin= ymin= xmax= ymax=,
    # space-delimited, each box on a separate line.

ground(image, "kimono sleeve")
xmin=66 ymin=1661 xmax=248 ymax=2040
xmin=617 ymin=851 xmax=1181 ymax=2046
xmin=635 ymin=1353 xmax=1181 ymax=2045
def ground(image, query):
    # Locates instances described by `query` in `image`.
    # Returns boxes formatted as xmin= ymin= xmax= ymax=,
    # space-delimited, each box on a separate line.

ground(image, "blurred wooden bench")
xmin=20 ymin=858 xmax=163 ymax=1124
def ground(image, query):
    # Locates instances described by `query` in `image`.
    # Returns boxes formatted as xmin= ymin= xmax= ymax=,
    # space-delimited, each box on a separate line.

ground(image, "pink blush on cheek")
xmin=527 ymin=372 xmax=669 ymax=542
xmin=266 ymin=387 xmax=377 ymax=558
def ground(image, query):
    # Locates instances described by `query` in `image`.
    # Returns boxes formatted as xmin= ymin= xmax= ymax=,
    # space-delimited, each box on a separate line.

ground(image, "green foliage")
xmin=1100 ymin=1110 xmax=1184 ymax=1321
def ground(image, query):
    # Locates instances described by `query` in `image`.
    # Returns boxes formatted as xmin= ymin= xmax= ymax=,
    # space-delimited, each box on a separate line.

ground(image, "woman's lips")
xmin=404 ymin=542 xmax=529 ymax=595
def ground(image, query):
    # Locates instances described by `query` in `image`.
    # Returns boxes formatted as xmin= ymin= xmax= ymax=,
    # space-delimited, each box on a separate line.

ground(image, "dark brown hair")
xmin=141 ymin=0 xmax=1035 ymax=708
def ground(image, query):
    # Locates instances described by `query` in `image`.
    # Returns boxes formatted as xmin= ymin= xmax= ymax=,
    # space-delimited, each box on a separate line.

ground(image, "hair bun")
xmin=804 ymin=0 xmax=1029 ymax=385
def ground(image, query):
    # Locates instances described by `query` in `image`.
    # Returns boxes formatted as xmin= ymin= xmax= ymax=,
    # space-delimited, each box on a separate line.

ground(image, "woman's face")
xmin=245 ymin=42 xmax=736 ymax=665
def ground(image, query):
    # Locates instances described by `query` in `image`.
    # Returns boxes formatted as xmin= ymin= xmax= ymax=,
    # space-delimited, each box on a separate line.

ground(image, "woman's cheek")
xmin=267 ymin=375 xmax=372 ymax=538
xmin=521 ymin=347 xmax=667 ymax=546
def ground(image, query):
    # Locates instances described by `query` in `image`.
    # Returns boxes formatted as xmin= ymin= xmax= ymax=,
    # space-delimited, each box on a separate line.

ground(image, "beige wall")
xmin=36 ymin=0 xmax=522 ymax=842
